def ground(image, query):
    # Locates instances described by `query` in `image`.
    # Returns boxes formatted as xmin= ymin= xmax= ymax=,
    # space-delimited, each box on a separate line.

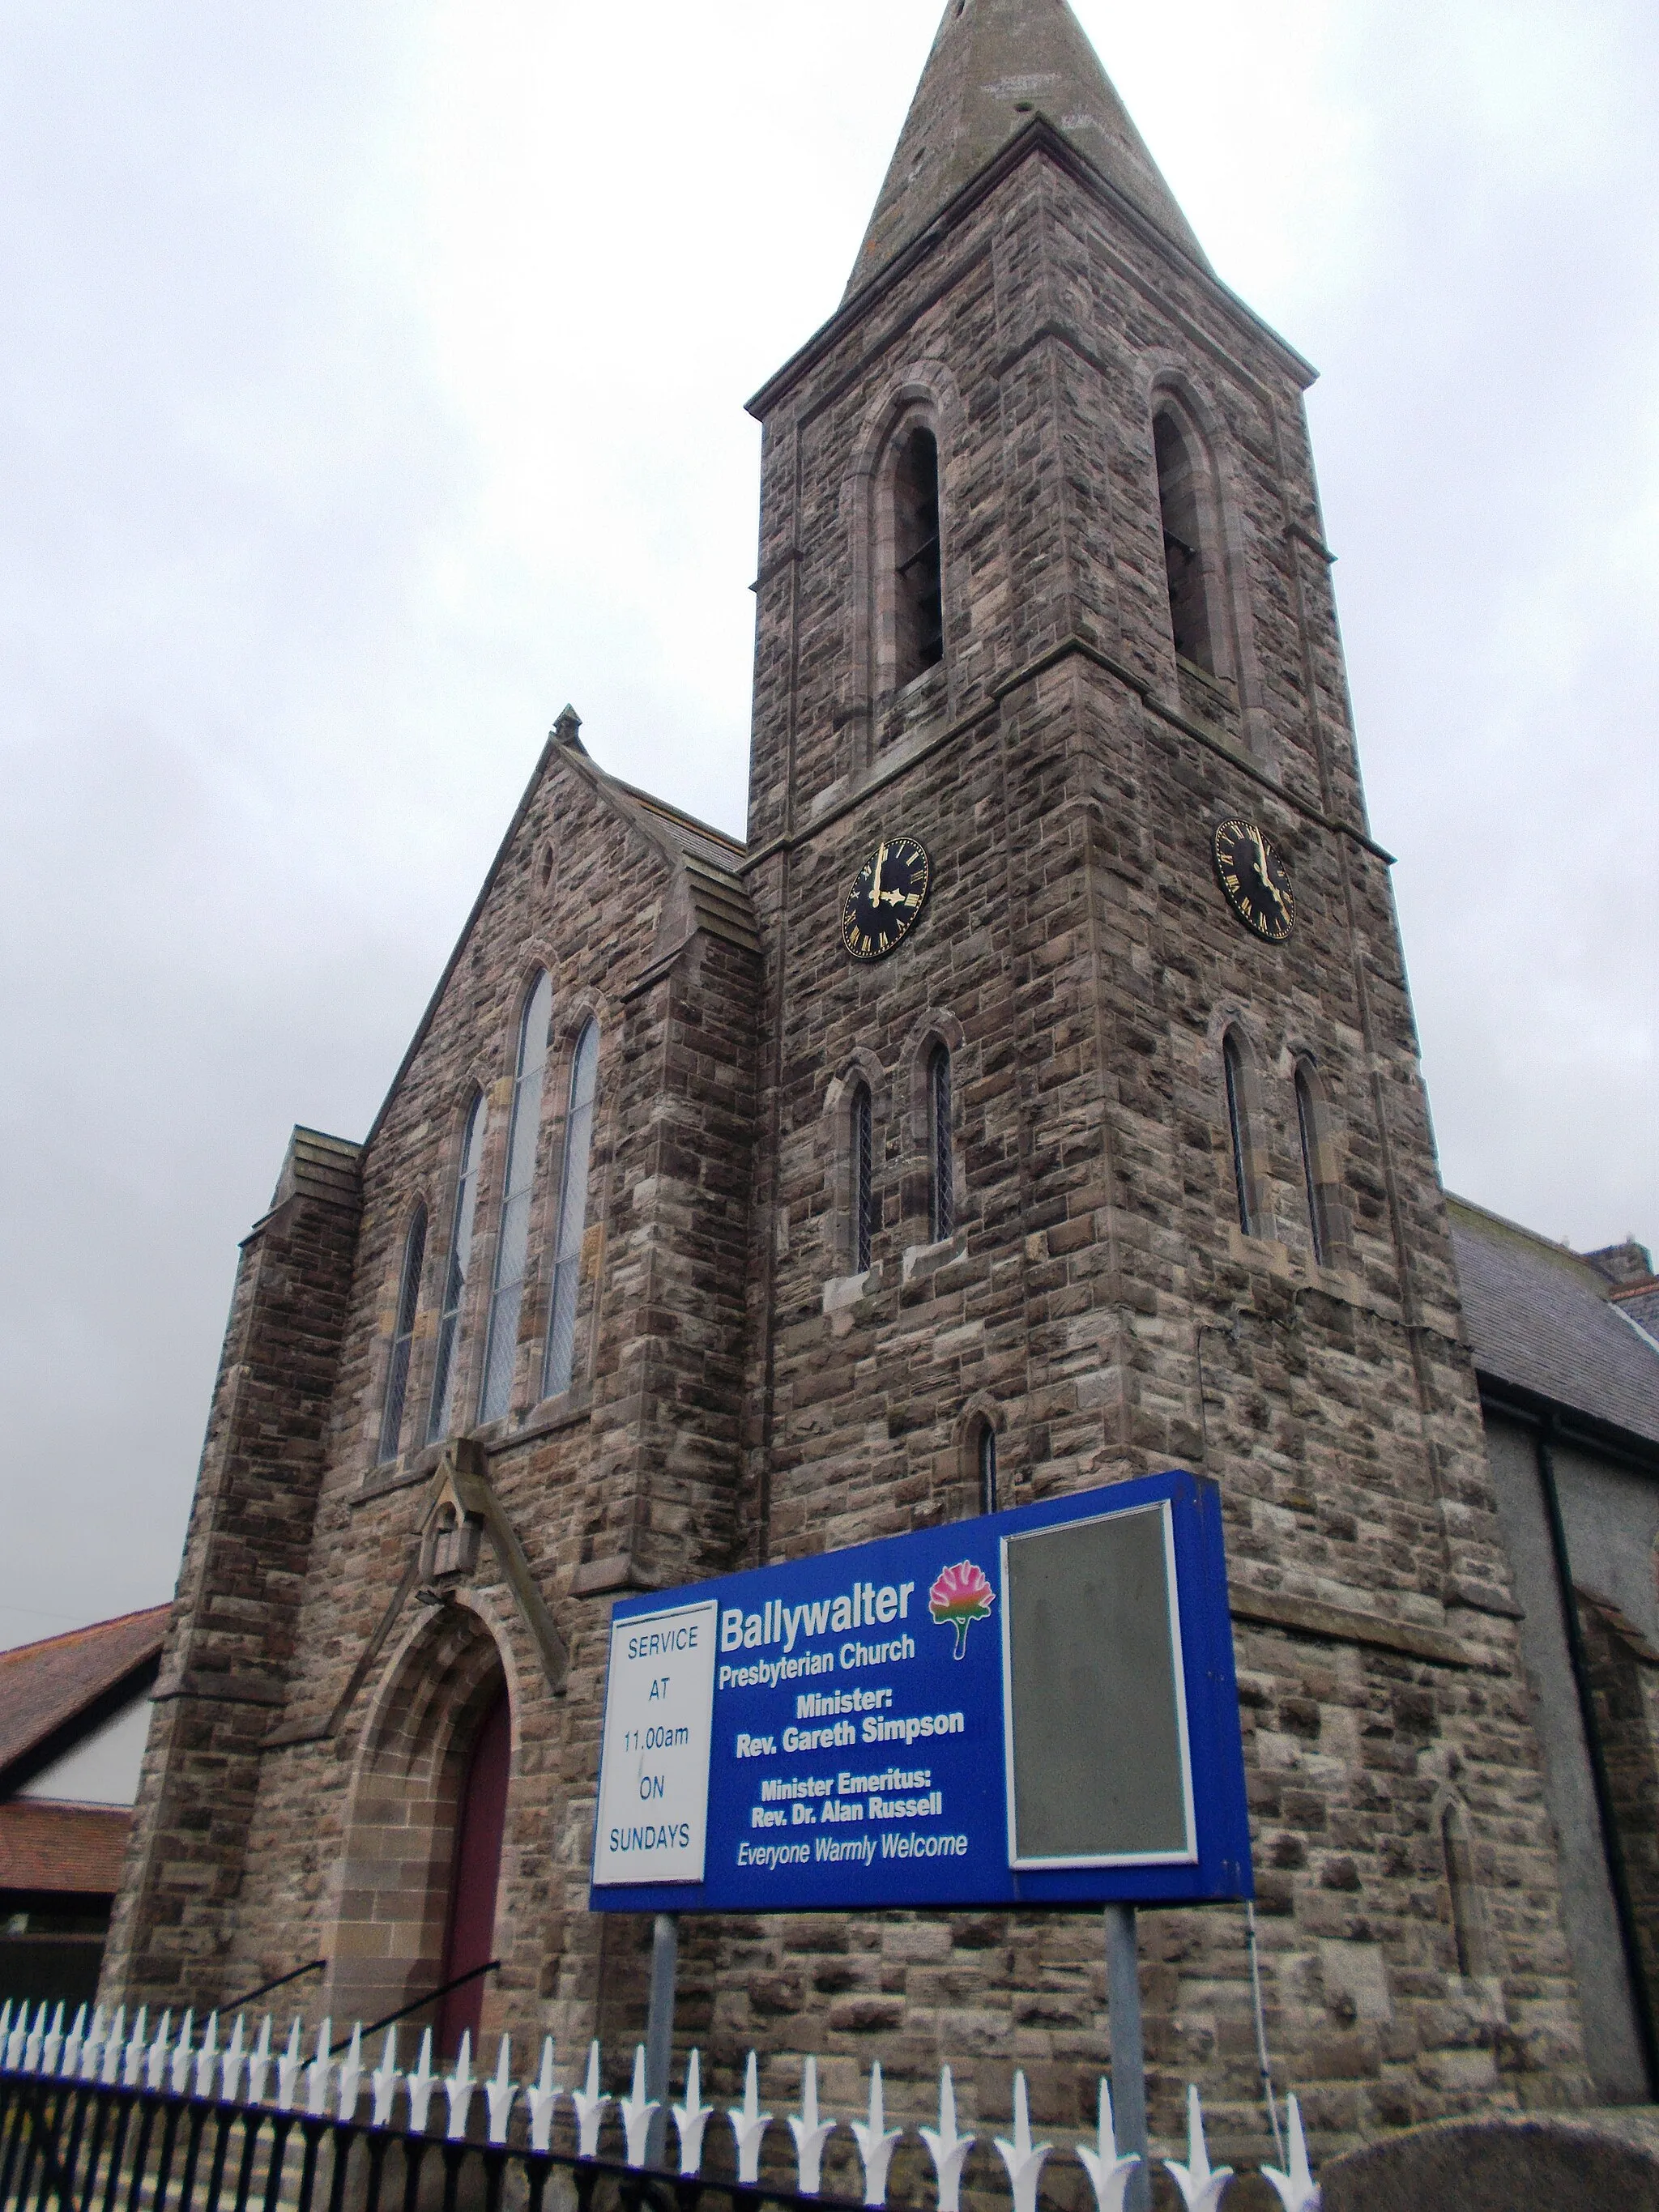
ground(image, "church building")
xmin=104 ymin=0 xmax=1640 ymax=2156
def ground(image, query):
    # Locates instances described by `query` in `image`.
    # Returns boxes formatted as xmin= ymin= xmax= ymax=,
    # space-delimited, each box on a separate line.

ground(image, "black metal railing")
xmin=0 ymin=2068 xmax=871 ymax=2212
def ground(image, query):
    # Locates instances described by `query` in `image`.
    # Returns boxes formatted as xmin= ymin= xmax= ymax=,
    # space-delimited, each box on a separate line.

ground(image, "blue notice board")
xmin=589 ymin=1469 xmax=1252 ymax=1913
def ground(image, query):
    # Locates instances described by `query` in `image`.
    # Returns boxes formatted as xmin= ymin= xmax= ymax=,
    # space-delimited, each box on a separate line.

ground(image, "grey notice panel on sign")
xmin=1002 ymin=1502 xmax=1196 ymax=1866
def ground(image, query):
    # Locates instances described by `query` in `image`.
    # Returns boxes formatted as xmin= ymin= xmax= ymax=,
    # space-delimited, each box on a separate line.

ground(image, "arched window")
xmin=1222 ymin=1030 xmax=1254 ymax=1238
xmin=480 ymin=974 xmax=553 ymax=1423
xmin=1154 ymin=406 xmax=1215 ymax=674
xmin=544 ymin=1020 xmax=599 ymax=1399
xmin=1295 ymin=1060 xmax=1331 ymax=1267
xmin=378 ymin=1204 xmax=427 ymax=1463
xmin=977 ymin=1422 xmax=998 ymax=1516
xmin=893 ymin=424 xmax=943 ymax=688
xmin=428 ymin=1093 xmax=488 ymax=1443
xmin=851 ymin=1080 xmax=874 ymax=1274
xmin=928 ymin=1044 xmax=953 ymax=1242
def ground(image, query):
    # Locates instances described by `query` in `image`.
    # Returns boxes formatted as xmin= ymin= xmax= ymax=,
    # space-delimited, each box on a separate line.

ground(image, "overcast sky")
xmin=2 ymin=0 xmax=1654 ymax=1655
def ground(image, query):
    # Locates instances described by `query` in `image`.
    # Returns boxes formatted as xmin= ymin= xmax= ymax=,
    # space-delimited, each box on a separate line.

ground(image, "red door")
xmin=437 ymin=1688 xmax=510 ymax=2057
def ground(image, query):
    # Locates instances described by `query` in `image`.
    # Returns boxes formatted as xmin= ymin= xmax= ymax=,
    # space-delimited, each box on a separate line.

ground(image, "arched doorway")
xmin=437 ymin=1684 xmax=510 ymax=2056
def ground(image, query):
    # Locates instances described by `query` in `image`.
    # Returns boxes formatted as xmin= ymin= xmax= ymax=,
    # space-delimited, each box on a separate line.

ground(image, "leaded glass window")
xmin=928 ymin=1044 xmax=953 ymax=1243
xmin=378 ymin=1204 xmax=427 ymax=1462
xmin=544 ymin=1019 xmax=599 ymax=1399
xmin=1223 ymin=1030 xmax=1253 ymax=1237
xmin=428 ymin=1093 xmax=487 ymax=1443
xmin=479 ymin=973 xmax=553 ymax=1423
xmin=1295 ymin=1061 xmax=1328 ymax=1267
xmin=978 ymin=1421 xmax=998 ymax=1515
xmin=853 ymin=1081 xmax=873 ymax=1274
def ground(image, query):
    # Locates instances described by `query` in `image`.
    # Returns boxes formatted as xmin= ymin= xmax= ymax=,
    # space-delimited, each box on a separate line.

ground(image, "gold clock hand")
xmin=1251 ymin=826 xmax=1286 ymax=909
xmin=871 ymin=843 xmax=886 ymax=903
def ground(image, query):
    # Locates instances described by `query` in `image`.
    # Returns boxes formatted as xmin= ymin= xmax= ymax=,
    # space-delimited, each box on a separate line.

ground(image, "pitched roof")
xmin=1448 ymin=1196 xmax=1659 ymax=1454
xmin=0 ymin=1606 xmax=168 ymax=1794
xmin=0 ymin=1800 xmax=132 ymax=1895
xmin=846 ymin=0 xmax=1209 ymax=302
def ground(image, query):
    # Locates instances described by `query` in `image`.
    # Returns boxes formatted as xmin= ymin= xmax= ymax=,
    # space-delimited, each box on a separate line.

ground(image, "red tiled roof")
xmin=0 ymin=1800 xmax=132 ymax=1895
xmin=0 ymin=1606 xmax=168 ymax=1783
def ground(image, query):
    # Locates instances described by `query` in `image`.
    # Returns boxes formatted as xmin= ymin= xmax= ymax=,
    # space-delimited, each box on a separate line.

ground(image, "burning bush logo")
xmin=928 ymin=1560 xmax=996 ymax=1659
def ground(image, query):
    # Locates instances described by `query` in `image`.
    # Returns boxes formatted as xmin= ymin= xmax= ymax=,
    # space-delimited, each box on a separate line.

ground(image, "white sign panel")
xmin=593 ymin=1599 xmax=719 ymax=1887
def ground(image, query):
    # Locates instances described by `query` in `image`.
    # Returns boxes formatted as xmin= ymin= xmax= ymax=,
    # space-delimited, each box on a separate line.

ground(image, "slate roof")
xmin=0 ymin=1607 xmax=168 ymax=1796
xmin=1448 ymin=1196 xmax=1659 ymax=1453
xmin=846 ymin=0 xmax=1209 ymax=302
xmin=0 ymin=1801 xmax=132 ymax=1896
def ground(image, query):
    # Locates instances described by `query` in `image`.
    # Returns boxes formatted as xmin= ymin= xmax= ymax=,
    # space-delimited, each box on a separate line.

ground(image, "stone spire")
xmin=846 ymin=0 xmax=1209 ymax=300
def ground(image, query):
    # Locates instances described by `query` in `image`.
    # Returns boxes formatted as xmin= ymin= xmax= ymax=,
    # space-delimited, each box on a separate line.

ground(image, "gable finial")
xmin=552 ymin=704 xmax=585 ymax=750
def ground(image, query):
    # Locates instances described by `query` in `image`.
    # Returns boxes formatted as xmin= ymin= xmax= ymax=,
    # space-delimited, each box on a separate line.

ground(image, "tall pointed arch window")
xmin=544 ymin=1019 xmax=599 ymax=1399
xmin=851 ymin=1080 xmax=874 ymax=1274
xmin=1222 ymin=1029 xmax=1255 ymax=1238
xmin=479 ymin=974 xmax=552 ymax=1423
xmin=1154 ymin=405 xmax=1216 ymax=674
xmin=1295 ymin=1059 xmax=1331 ymax=1267
xmin=428 ymin=1093 xmax=488 ymax=1443
xmin=978 ymin=1421 xmax=998 ymax=1515
xmin=893 ymin=424 xmax=943 ymax=688
xmin=928 ymin=1043 xmax=953 ymax=1243
xmin=378 ymin=1205 xmax=428 ymax=1462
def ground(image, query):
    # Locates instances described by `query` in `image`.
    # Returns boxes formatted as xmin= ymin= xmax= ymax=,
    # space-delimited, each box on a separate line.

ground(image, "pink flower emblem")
xmin=928 ymin=1560 xmax=996 ymax=1659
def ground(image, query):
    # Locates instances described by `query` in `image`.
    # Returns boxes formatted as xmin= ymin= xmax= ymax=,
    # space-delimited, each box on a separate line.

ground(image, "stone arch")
xmin=1431 ymin=1785 xmax=1491 ymax=1981
xmin=326 ymin=1600 xmax=518 ymax=2041
xmin=954 ymin=1392 xmax=1007 ymax=1518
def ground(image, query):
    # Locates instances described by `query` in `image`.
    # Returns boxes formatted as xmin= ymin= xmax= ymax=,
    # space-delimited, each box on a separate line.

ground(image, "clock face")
xmin=841 ymin=833 xmax=932 ymax=961
xmin=1213 ymin=817 xmax=1294 ymax=943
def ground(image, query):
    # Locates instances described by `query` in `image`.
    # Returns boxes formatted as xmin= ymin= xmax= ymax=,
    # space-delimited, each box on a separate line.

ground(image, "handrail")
xmin=331 ymin=1958 xmax=501 ymax=2053
xmin=220 ymin=1959 xmax=326 ymax=2012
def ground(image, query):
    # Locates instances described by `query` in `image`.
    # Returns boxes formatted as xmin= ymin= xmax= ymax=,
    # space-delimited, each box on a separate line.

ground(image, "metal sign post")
xmin=1105 ymin=1903 xmax=1151 ymax=2212
xmin=644 ymin=1912 xmax=678 ymax=2167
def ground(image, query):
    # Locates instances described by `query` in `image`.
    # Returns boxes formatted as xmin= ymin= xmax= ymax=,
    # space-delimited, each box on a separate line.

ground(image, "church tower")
xmin=734 ymin=0 xmax=1592 ymax=2129
xmin=100 ymin=0 xmax=1603 ymax=2167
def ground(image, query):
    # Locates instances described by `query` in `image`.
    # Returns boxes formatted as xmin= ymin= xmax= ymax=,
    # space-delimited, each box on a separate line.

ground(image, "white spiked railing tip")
xmin=1076 ymin=2077 xmax=1142 ymax=2212
xmin=100 ymin=2005 xmax=126 ymax=2087
xmin=406 ymin=2027 xmax=438 ymax=2135
xmin=169 ymin=2010 xmax=195 ymax=2097
xmin=371 ymin=2026 xmax=400 ymax=2129
xmin=619 ymin=2043 xmax=659 ymax=2167
xmin=994 ymin=2070 xmax=1053 ymax=2212
xmin=728 ymin=2050 xmax=772 ymax=2186
xmin=851 ymin=2061 xmax=902 ymax=2209
xmin=570 ymin=2037 xmax=608 ymax=2159
xmin=122 ymin=2006 xmax=148 ymax=2089
xmin=525 ymin=2036 xmax=559 ymax=2154
xmin=485 ymin=2034 xmax=517 ymax=2144
xmin=194 ymin=2014 xmax=220 ymax=2103
xmin=223 ymin=2015 xmax=249 ymax=2105
xmin=61 ymin=2002 xmax=87 ymax=2079
xmin=675 ymin=2047 xmax=715 ymax=2176
xmin=920 ymin=2064 xmax=975 ymax=2212
xmin=1166 ymin=2085 xmax=1234 ymax=2212
xmin=42 ymin=2000 xmax=67 ymax=2075
xmin=1262 ymin=2091 xmax=1320 ymax=2212
xmin=275 ymin=2016 xmax=305 ymax=2112
xmin=337 ymin=2024 xmax=365 ymax=2124
xmin=305 ymin=2018 xmax=334 ymax=2118
xmin=789 ymin=2054 xmax=837 ymax=2197
xmin=144 ymin=2010 xmax=172 ymax=2095
xmin=247 ymin=2014 xmax=275 ymax=2108
xmin=444 ymin=2029 xmax=476 ymax=2142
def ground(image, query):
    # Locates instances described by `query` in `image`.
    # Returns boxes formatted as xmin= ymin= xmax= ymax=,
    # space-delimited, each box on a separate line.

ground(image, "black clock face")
xmin=841 ymin=833 xmax=932 ymax=961
xmin=1213 ymin=817 xmax=1294 ymax=942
